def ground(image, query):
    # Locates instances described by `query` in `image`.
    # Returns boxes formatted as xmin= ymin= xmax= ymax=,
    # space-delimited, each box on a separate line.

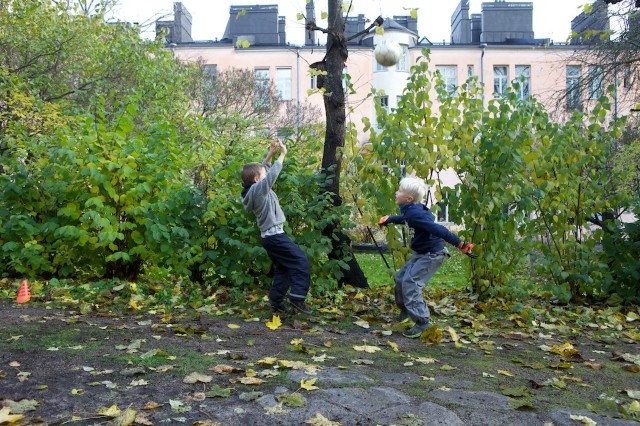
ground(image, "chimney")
xmin=305 ymin=0 xmax=316 ymax=46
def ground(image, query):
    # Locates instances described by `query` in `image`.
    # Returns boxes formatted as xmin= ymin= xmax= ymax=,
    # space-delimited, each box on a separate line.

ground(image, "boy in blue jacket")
xmin=379 ymin=176 xmax=476 ymax=338
xmin=241 ymin=140 xmax=311 ymax=314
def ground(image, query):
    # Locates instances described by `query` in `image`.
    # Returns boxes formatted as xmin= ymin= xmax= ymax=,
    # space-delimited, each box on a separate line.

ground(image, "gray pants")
xmin=394 ymin=250 xmax=447 ymax=324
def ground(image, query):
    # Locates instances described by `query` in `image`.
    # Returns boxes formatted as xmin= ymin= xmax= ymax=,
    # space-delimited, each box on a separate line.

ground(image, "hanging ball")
xmin=374 ymin=39 xmax=403 ymax=67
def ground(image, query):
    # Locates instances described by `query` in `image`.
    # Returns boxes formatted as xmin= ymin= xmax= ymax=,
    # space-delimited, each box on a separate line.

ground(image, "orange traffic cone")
xmin=16 ymin=279 xmax=31 ymax=303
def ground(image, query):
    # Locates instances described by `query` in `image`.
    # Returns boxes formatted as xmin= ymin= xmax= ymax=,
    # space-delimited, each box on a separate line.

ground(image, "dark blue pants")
xmin=261 ymin=233 xmax=310 ymax=302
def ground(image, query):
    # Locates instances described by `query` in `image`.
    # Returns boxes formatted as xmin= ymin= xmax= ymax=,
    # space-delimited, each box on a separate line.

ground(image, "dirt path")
xmin=1 ymin=300 xmax=638 ymax=425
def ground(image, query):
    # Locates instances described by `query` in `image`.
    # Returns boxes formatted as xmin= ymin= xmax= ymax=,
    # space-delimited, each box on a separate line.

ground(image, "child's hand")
xmin=269 ymin=140 xmax=279 ymax=152
xmin=457 ymin=242 xmax=478 ymax=259
xmin=378 ymin=215 xmax=389 ymax=226
xmin=278 ymin=140 xmax=287 ymax=155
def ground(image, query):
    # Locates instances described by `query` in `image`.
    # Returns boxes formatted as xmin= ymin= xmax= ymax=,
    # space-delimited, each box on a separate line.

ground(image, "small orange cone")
xmin=16 ymin=279 xmax=31 ymax=303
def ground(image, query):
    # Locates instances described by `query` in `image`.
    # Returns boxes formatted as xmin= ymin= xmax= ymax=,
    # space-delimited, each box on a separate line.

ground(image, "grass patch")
xmin=356 ymin=251 xmax=472 ymax=290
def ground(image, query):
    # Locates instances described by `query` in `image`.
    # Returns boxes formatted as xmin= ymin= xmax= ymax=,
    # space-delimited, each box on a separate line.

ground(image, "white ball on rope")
xmin=374 ymin=39 xmax=403 ymax=67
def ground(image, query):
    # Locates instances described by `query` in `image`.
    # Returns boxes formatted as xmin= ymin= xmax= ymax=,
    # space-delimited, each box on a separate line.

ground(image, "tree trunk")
xmin=319 ymin=0 xmax=368 ymax=288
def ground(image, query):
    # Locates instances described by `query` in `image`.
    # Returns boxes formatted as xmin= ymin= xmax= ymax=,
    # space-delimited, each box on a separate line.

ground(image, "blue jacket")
xmin=383 ymin=203 xmax=462 ymax=254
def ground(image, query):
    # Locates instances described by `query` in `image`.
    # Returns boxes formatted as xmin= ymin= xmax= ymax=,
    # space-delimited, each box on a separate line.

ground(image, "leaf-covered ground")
xmin=0 ymin=281 xmax=639 ymax=425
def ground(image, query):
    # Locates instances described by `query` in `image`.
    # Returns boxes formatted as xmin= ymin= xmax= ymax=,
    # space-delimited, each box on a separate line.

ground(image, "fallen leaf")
xmin=353 ymin=319 xmax=370 ymax=329
xmin=204 ymin=384 xmax=233 ymax=398
xmin=300 ymin=378 xmax=319 ymax=391
xmin=236 ymin=377 xmax=266 ymax=385
xmin=266 ymin=315 xmax=282 ymax=330
xmin=0 ymin=407 xmax=25 ymax=424
xmin=305 ymin=412 xmax=342 ymax=425
xmin=143 ymin=401 xmax=162 ymax=410
xmin=97 ymin=404 xmax=121 ymax=416
xmin=353 ymin=345 xmax=381 ymax=353
xmin=210 ymin=364 xmax=244 ymax=374
xmin=387 ymin=341 xmax=400 ymax=352
xmin=227 ymin=324 xmax=240 ymax=329
xmin=419 ymin=326 xmax=443 ymax=343
xmin=183 ymin=372 xmax=213 ymax=384
xmin=277 ymin=393 xmax=306 ymax=407
xmin=569 ymin=414 xmax=597 ymax=426
xmin=497 ymin=370 xmax=514 ymax=377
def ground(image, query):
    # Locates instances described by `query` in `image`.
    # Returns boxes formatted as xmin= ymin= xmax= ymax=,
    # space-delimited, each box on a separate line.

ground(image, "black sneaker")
xmin=269 ymin=301 xmax=291 ymax=314
xmin=287 ymin=299 xmax=311 ymax=314
xmin=402 ymin=320 xmax=433 ymax=339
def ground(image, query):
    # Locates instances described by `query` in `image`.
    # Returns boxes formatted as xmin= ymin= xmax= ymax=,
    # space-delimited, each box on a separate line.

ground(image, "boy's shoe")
xmin=402 ymin=320 xmax=432 ymax=339
xmin=269 ymin=301 xmax=292 ymax=314
xmin=287 ymin=299 xmax=311 ymax=314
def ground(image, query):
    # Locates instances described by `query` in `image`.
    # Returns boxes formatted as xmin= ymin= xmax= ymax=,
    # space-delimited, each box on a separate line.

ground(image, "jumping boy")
xmin=241 ymin=140 xmax=311 ymax=314
xmin=378 ymin=176 xmax=476 ymax=338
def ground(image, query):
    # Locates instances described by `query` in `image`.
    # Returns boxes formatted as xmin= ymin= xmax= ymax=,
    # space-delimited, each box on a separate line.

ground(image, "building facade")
xmin=157 ymin=0 xmax=635 ymax=220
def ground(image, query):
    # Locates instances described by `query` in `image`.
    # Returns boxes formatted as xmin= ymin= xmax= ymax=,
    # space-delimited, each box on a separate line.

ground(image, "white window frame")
xmin=566 ymin=65 xmax=582 ymax=111
xmin=254 ymin=67 xmax=271 ymax=110
xmin=493 ymin=65 xmax=508 ymax=97
xmin=515 ymin=65 xmax=531 ymax=100
xmin=276 ymin=67 xmax=292 ymax=101
xmin=395 ymin=45 xmax=409 ymax=72
xmin=436 ymin=65 xmax=457 ymax=95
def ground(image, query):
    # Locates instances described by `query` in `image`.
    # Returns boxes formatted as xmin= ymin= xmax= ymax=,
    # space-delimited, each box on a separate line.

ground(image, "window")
xmin=254 ymin=68 xmax=270 ymax=110
xmin=493 ymin=66 xmax=508 ymax=97
xmin=396 ymin=45 xmax=409 ymax=72
xmin=377 ymin=95 xmax=389 ymax=112
xmin=515 ymin=65 xmax=530 ymax=100
xmin=588 ymin=65 xmax=603 ymax=100
xmin=467 ymin=65 xmax=474 ymax=78
xmin=375 ymin=60 xmax=388 ymax=72
xmin=436 ymin=65 xmax=457 ymax=95
xmin=276 ymin=67 xmax=292 ymax=100
xmin=566 ymin=65 xmax=582 ymax=111
xmin=310 ymin=74 xmax=317 ymax=90
xmin=202 ymin=64 xmax=217 ymax=108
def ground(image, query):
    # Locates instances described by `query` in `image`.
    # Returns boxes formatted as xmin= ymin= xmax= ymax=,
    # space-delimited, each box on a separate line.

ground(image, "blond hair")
xmin=241 ymin=162 xmax=264 ymax=185
xmin=399 ymin=176 xmax=427 ymax=203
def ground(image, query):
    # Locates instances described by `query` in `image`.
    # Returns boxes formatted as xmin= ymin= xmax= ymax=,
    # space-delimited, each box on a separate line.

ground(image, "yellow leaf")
xmin=305 ymin=412 xmax=342 ymax=425
xmin=97 ymin=404 xmax=121 ymax=416
xmin=497 ymin=370 xmax=514 ymax=377
xmin=550 ymin=342 xmax=579 ymax=358
xmin=628 ymin=400 xmax=640 ymax=413
xmin=291 ymin=338 xmax=304 ymax=345
xmin=227 ymin=324 xmax=240 ymax=329
xmin=300 ymin=378 xmax=319 ymax=391
xmin=296 ymin=12 xmax=304 ymax=21
xmin=447 ymin=326 xmax=460 ymax=342
xmin=387 ymin=341 xmax=399 ymax=352
xmin=71 ymin=388 xmax=85 ymax=395
xmin=375 ymin=26 xmax=384 ymax=36
xmin=353 ymin=345 xmax=381 ymax=353
xmin=419 ymin=325 xmax=443 ymax=343
xmin=257 ymin=357 xmax=278 ymax=365
xmin=410 ymin=8 xmax=418 ymax=19
xmin=321 ymin=11 xmax=328 ymax=20
xmin=238 ymin=377 xmax=266 ymax=385
xmin=266 ymin=315 xmax=282 ymax=330
xmin=0 ymin=407 xmax=25 ymax=424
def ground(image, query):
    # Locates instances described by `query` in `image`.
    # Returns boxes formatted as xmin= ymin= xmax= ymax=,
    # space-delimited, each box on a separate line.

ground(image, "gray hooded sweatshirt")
xmin=242 ymin=160 xmax=286 ymax=233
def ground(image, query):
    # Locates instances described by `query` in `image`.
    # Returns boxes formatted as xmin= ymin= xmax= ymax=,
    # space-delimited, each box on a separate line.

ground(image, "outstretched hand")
xmin=457 ymin=242 xmax=478 ymax=259
xmin=378 ymin=215 xmax=389 ymax=226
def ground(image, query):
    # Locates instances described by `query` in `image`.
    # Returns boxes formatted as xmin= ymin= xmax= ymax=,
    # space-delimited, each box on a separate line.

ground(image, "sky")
xmin=106 ymin=0 xmax=590 ymax=45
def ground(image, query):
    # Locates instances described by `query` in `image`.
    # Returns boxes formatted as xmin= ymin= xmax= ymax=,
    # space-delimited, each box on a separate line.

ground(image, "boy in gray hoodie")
xmin=241 ymin=140 xmax=311 ymax=314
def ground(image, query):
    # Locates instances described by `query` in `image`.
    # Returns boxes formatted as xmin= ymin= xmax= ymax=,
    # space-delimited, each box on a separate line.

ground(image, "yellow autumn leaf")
xmin=497 ymin=370 xmax=514 ymax=377
xmin=419 ymin=325 xmax=443 ymax=343
xmin=266 ymin=315 xmax=282 ymax=330
xmin=257 ymin=357 xmax=278 ymax=365
xmin=238 ymin=377 xmax=266 ymax=385
xmin=321 ymin=11 xmax=328 ymax=20
xmin=291 ymin=338 xmax=304 ymax=345
xmin=353 ymin=345 xmax=381 ymax=353
xmin=447 ymin=326 xmax=460 ymax=342
xmin=305 ymin=412 xmax=341 ymax=425
xmin=300 ymin=378 xmax=319 ymax=391
xmin=97 ymin=404 xmax=121 ymax=416
xmin=550 ymin=342 xmax=578 ymax=358
xmin=227 ymin=324 xmax=240 ymax=329
xmin=296 ymin=12 xmax=304 ymax=21
xmin=71 ymin=388 xmax=84 ymax=395
xmin=410 ymin=8 xmax=418 ymax=19
xmin=387 ymin=341 xmax=399 ymax=352
xmin=0 ymin=407 xmax=25 ymax=424
xmin=305 ymin=412 xmax=342 ymax=425
xmin=628 ymin=400 xmax=640 ymax=413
